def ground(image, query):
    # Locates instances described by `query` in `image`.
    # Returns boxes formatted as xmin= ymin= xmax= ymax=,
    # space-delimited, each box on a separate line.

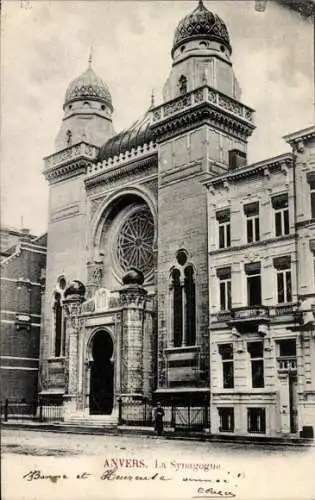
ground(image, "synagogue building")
xmin=37 ymin=0 xmax=315 ymax=439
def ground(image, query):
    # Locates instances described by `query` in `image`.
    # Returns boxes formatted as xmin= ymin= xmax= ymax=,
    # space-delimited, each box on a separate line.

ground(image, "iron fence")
xmin=118 ymin=399 xmax=210 ymax=432
xmin=0 ymin=399 xmax=63 ymax=423
xmin=1 ymin=398 xmax=210 ymax=432
xmin=119 ymin=399 xmax=153 ymax=426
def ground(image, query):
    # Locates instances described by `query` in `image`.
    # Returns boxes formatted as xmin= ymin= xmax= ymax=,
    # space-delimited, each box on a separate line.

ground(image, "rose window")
xmin=116 ymin=207 xmax=154 ymax=277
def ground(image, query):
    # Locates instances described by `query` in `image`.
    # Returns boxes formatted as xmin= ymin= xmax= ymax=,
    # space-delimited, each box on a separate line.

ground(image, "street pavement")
xmin=2 ymin=429 xmax=315 ymax=500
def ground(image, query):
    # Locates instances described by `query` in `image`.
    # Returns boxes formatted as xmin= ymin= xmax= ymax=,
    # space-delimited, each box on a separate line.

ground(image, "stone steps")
xmin=64 ymin=414 xmax=118 ymax=427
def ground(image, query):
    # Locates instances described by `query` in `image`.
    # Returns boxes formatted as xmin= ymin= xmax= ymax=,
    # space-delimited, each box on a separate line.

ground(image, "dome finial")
xmin=150 ymin=88 xmax=155 ymax=108
xmin=198 ymin=0 xmax=204 ymax=8
xmin=88 ymin=46 xmax=93 ymax=68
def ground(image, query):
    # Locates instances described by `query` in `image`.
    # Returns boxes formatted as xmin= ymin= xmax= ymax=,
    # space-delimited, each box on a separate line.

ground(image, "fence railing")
xmin=1 ymin=398 xmax=210 ymax=432
xmin=119 ymin=399 xmax=153 ymax=426
xmin=0 ymin=399 xmax=63 ymax=423
xmin=118 ymin=398 xmax=210 ymax=431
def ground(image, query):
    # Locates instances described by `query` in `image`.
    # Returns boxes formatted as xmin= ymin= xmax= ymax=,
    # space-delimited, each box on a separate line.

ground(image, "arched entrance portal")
xmin=89 ymin=330 xmax=114 ymax=415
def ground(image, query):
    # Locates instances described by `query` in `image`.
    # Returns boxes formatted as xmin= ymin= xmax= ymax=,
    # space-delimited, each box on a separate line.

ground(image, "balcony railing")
xmin=230 ymin=306 xmax=270 ymax=323
xmin=277 ymin=357 xmax=297 ymax=373
xmin=44 ymin=142 xmax=99 ymax=170
xmin=152 ymin=86 xmax=255 ymax=125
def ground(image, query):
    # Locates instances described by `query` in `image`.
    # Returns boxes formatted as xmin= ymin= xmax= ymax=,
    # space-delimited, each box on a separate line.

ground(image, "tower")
xmin=55 ymin=57 xmax=114 ymax=151
xmin=151 ymin=0 xmax=255 ymax=404
xmin=41 ymin=61 xmax=115 ymax=397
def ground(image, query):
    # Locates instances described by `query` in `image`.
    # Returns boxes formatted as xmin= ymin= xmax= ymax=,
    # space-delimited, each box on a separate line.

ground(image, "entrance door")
xmin=288 ymin=373 xmax=298 ymax=434
xmin=89 ymin=330 xmax=114 ymax=415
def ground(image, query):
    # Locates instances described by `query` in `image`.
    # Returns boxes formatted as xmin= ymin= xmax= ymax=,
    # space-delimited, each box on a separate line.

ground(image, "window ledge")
xmin=209 ymin=234 xmax=295 ymax=256
xmin=165 ymin=345 xmax=201 ymax=353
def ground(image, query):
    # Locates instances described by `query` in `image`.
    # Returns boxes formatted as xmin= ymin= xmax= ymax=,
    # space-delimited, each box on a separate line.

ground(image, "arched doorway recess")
xmin=89 ymin=330 xmax=114 ymax=415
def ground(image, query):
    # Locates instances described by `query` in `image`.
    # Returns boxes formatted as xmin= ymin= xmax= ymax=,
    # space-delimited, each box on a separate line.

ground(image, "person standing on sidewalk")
xmin=154 ymin=402 xmax=165 ymax=436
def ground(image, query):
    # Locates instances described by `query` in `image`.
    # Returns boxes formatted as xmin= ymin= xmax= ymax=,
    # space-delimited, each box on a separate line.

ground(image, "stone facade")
xmin=204 ymin=128 xmax=315 ymax=438
xmin=38 ymin=1 xmax=314 ymax=437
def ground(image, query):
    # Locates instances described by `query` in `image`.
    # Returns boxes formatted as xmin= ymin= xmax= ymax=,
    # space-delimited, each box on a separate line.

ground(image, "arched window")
xmin=53 ymin=292 xmax=62 ymax=357
xmin=179 ymin=75 xmax=187 ymax=95
xmin=184 ymin=265 xmax=196 ymax=346
xmin=170 ymin=257 xmax=196 ymax=348
xmin=172 ymin=268 xmax=183 ymax=347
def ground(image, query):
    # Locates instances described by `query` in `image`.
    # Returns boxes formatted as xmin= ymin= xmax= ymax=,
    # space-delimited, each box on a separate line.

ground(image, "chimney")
xmin=228 ymin=149 xmax=247 ymax=170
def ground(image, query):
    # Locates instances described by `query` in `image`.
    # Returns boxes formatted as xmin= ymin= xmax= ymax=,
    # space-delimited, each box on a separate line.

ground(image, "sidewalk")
xmin=2 ymin=420 xmax=314 ymax=447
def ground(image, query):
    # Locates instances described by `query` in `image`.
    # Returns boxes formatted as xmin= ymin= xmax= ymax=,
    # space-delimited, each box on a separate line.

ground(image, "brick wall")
xmin=0 ymin=238 xmax=46 ymax=401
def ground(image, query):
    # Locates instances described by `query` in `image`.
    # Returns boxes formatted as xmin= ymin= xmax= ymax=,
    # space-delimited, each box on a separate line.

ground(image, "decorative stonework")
xmin=86 ymin=261 xmax=103 ymax=298
xmin=205 ymin=153 xmax=292 ymax=189
xmin=115 ymin=207 xmax=154 ymax=278
xmin=85 ymin=148 xmax=157 ymax=186
xmin=64 ymin=66 xmax=113 ymax=110
xmin=119 ymin=286 xmax=148 ymax=307
xmin=172 ymin=1 xmax=231 ymax=56
xmin=152 ymin=86 xmax=254 ymax=127
xmin=44 ymin=142 xmax=99 ymax=170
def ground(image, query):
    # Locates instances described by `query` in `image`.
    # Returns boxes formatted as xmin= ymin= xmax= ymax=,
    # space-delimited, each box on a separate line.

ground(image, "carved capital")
xmin=86 ymin=261 xmax=103 ymax=298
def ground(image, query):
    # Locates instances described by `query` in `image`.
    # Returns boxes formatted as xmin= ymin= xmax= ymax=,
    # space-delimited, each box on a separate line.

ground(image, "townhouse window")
xmin=248 ymin=341 xmax=264 ymax=388
xmin=274 ymin=256 xmax=292 ymax=304
xmin=245 ymin=262 xmax=262 ymax=306
xmin=244 ymin=202 xmax=260 ymax=243
xmin=216 ymin=209 xmax=231 ymax=249
xmin=218 ymin=407 xmax=234 ymax=432
xmin=247 ymin=407 xmax=266 ymax=433
xmin=279 ymin=339 xmax=296 ymax=357
xmin=219 ymin=344 xmax=234 ymax=389
xmin=272 ymin=194 xmax=289 ymax=237
xmin=217 ymin=267 xmax=231 ymax=311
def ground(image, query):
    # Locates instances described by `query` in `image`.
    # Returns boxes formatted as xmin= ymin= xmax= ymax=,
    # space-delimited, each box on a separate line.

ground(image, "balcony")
xmin=229 ymin=306 xmax=270 ymax=329
xmin=44 ymin=142 xmax=99 ymax=172
xmin=277 ymin=356 xmax=297 ymax=374
xmin=152 ymin=86 xmax=254 ymax=126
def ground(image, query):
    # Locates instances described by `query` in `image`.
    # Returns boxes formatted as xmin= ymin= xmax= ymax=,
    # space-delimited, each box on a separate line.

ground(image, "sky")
xmin=1 ymin=0 xmax=314 ymax=235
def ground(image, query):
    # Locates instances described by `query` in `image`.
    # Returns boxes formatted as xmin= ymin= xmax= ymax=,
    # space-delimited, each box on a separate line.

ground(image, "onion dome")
xmin=172 ymin=0 xmax=231 ymax=56
xmin=122 ymin=268 xmax=145 ymax=286
xmin=64 ymin=280 xmax=86 ymax=298
xmin=64 ymin=65 xmax=113 ymax=111
xmin=98 ymin=110 xmax=153 ymax=162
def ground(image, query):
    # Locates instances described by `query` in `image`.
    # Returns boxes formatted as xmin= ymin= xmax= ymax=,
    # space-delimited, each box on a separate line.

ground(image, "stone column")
xmin=62 ymin=281 xmax=85 ymax=417
xmin=118 ymin=270 xmax=153 ymax=403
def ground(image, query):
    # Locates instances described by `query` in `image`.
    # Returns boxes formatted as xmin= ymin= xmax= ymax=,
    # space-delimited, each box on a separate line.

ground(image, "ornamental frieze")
xmin=152 ymin=106 xmax=254 ymax=143
xmin=85 ymin=155 xmax=157 ymax=189
xmin=152 ymin=86 xmax=254 ymax=126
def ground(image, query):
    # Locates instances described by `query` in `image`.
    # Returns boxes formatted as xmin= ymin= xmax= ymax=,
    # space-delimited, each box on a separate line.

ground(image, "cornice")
xmin=85 ymin=153 xmax=157 ymax=189
xmin=151 ymin=85 xmax=255 ymax=143
xmin=152 ymin=105 xmax=253 ymax=142
xmin=43 ymin=159 xmax=89 ymax=184
xmin=203 ymin=152 xmax=293 ymax=187
xmin=43 ymin=142 xmax=100 ymax=184
xmin=283 ymin=125 xmax=315 ymax=148
xmin=208 ymin=233 xmax=296 ymax=257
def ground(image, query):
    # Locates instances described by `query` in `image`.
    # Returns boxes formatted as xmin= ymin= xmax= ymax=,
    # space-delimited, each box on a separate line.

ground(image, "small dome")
xmin=172 ymin=0 xmax=231 ymax=56
xmin=64 ymin=66 xmax=113 ymax=110
xmin=64 ymin=280 xmax=86 ymax=298
xmin=122 ymin=268 xmax=145 ymax=286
